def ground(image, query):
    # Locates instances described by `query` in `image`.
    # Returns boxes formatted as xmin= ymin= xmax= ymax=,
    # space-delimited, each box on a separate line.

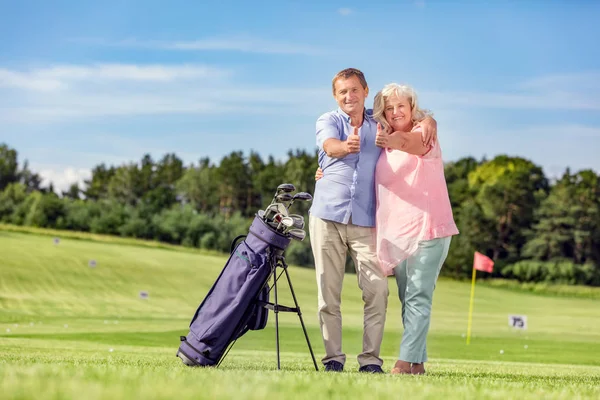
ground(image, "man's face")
xmin=333 ymin=76 xmax=368 ymax=115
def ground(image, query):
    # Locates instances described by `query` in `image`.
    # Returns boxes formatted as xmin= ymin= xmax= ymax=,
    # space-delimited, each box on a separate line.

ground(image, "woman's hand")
xmin=315 ymin=167 xmax=323 ymax=181
xmin=375 ymin=123 xmax=390 ymax=148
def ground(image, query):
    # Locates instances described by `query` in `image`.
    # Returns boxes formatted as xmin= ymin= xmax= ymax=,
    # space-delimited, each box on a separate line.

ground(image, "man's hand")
xmin=415 ymin=117 xmax=437 ymax=147
xmin=387 ymin=131 xmax=409 ymax=151
xmin=323 ymin=126 xmax=360 ymax=158
xmin=315 ymin=167 xmax=323 ymax=181
xmin=375 ymin=123 xmax=390 ymax=148
xmin=345 ymin=126 xmax=360 ymax=154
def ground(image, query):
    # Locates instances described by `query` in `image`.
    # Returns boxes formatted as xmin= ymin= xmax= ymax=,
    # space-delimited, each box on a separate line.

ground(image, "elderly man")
xmin=309 ymin=68 xmax=436 ymax=373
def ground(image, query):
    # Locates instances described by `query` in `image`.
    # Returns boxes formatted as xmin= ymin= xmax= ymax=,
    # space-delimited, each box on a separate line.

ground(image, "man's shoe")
xmin=359 ymin=364 xmax=384 ymax=374
xmin=324 ymin=360 xmax=344 ymax=372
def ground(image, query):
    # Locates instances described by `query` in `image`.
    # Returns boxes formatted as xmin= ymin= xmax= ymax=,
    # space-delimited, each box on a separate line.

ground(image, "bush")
xmin=12 ymin=191 xmax=67 ymax=228
xmin=152 ymin=204 xmax=197 ymax=244
xmin=119 ymin=214 xmax=152 ymax=239
xmin=184 ymin=213 xmax=215 ymax=247
xmin=57 ymin=199 xmax=102 ymax=232
xmin=10 ymin=191 xmax=42 ymax=225
xmin=0 ymin=183 xmax=27 ymax=222
xmin=32 ymin=194 xmax=66 ymax=228
xmin=89 ymin=201 xmax=127 ymax=235
xmin=210 ymin=212 xmax=252 ymax=253
xmin=284 ymin=240 xmax=314 ymax=267
xmin=199 ymin=231 xmax=217 ymax=250
xmin=502 ymin=259 xmax=599 ymax=286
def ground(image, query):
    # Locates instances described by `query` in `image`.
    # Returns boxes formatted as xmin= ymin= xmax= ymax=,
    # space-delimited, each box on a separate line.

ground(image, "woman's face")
xmin=384 ymin=94 xmax=413 ymax=131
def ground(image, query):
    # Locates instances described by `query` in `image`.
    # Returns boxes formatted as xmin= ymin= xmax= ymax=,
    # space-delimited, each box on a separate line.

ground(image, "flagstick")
xmin=466 ymin=267 xmax=477 ymax=345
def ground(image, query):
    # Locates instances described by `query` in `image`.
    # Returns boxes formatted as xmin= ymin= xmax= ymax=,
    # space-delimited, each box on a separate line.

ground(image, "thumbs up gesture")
xmin=375 ymin=123 xmax=389 ymax=148
xmin=345 ymin=126 xmax=361 ymax=154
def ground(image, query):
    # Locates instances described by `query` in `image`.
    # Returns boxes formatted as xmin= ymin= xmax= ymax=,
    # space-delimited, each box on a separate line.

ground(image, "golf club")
xmin=274 ymin=193 xmax=293 ymax=205
xmin=289 ymin=214 xmax=305 ymax=229
xmin=287 ymin=192 xmax=313 ymax=211
xmin=270 ymin=183 xmax=296 ymax=204
xmin=277 ymin=216 xmax=295 ymax=231
xmin=287 ymin=228 xmax=306 ymax=241
xmin=264 ymin=203 xmax=289 ymax=223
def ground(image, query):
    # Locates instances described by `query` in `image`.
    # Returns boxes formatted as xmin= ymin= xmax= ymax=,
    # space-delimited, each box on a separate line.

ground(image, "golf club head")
xmin=288 ymin=214 xmax=305 ymax=229
xmin=277 ymin=183 xmax=296 ymax=193
xmin=276 ymin=216 xmax=294 ymax=232
xmin=264 ymin=203 xmax=288 ymax=222
xmin=293 ymin=219 xmax=305 ymax=229
xmin=276 ymin=193 xmax=293 ymax=203
xmin=279 ymin=216 xmax=294 ymax=228
xmin=273 ymin=203 xmax=289 ymax=216
xmin=258 ymin=210 xmax=265 ymax=219
xmin=287 ymin=228 xmax=306 ymax=241
xmin=293 ymin=192 xmax=313 ymax=202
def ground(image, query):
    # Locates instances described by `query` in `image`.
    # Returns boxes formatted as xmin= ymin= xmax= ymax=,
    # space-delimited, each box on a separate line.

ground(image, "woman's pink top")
xmin=375 ymin=133 xmax=459 ymax=276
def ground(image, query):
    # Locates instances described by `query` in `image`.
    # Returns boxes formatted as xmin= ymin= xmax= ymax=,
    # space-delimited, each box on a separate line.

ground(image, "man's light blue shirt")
xmin=309 ymin=107 xmax=382 ymax=227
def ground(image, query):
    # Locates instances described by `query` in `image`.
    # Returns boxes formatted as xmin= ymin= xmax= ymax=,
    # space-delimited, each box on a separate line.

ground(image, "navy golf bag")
xmin=176 ymin=214 xmax=317 ymax=369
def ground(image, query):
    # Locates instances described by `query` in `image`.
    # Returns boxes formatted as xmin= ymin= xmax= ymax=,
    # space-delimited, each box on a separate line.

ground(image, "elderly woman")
xmin=372 ymin=83 xmax=458 ymax=375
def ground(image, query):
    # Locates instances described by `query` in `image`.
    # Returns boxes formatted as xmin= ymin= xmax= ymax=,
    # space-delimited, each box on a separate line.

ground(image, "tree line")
xmin=1 ymin=143 xmax=599 ymax=286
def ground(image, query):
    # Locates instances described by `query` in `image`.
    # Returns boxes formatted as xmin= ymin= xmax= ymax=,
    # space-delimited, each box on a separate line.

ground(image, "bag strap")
xmin=230 ymin=235 xmax=247 ymax=254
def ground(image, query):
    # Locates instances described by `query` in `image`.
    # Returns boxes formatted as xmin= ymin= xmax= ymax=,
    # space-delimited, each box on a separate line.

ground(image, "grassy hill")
xmin=1 ymin=229 xmax=599 ymax=399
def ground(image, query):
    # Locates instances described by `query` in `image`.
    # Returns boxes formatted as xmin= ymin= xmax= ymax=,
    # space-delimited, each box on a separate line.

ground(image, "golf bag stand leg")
xmin=279 ymin=256 xmax=319 ymax=371
xmin=267 ymin=250 xmax=319 ymax=371
xmin=271 ymin=254 xmax=281 ymax=370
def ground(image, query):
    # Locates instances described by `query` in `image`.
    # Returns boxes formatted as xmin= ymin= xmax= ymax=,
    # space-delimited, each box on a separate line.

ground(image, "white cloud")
xmin=519 ymin=72 xmax=600 ymax=92
xmin=436 ymin=120 xmax=600 ymax=179
xmin=424 ymin=90 xmax=600 ymax=111
xmin=74 ymin=35 xmax=325 ymax=56
xmin=338 ymin=8 xmax=353 ymax=16
xmin=422 ymin=71 xmax=600 ymax=111
xmin=3 ymin=65 xmax=598 ymax=127
xmin=0 ymin=69 xmax=62 ymax=91
xmin=41 ymin=64 xmax=229 ymax=82
xmin=420 ymin=80 xmax=600 ymax=111
xmin=0 ymin=64 xmax=230 ymax=92
xmin=35 ymin=165 xmax=92 ymax=193
xmin=500 ymin=124 xmax=600 ymax=138
xmin=0 ymin=62 xmax=332 ymax=123
xmin=0 ymin=88 xmax=330 ymax=123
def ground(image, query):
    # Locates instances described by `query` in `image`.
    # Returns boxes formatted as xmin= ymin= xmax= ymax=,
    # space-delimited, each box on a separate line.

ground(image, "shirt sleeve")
xmin=422 ymin=141 xmax=441 ymax=159
xmin=316 ymin=114 xmax=341 ymax=150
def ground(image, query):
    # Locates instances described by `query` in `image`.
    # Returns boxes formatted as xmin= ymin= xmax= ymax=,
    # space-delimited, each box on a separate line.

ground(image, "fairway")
xmin=1 ymin=230 xmax=599 ymax=399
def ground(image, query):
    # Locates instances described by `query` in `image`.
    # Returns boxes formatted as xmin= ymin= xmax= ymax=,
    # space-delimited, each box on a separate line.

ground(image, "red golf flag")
xmin=473 ymin=251 xmax=494 ymax=273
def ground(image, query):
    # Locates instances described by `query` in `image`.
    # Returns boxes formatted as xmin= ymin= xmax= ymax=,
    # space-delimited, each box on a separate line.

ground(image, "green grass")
xmin=480 ymin=278 xmax=600 ymax=300
xmin=0 ymin=223 xmax=221 ymax=255
xmin=1 ymin=229 xmax=600 ymax=399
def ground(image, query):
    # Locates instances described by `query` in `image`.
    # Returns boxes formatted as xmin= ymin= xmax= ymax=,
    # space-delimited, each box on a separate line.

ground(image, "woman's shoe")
xmin=390 ymin=360 xmax=411 ymax=374
xmin=411 ymin=363 xmax=426 ymax=375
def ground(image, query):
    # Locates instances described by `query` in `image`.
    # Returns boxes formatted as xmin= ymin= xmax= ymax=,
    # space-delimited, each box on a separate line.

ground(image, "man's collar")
xmin=337 ymin=107 xmax=374 ymax=123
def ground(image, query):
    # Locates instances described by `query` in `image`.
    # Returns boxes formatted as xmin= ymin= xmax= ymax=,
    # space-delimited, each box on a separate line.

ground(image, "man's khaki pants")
xmin=309 ymin=215 xmax=389 ymax=367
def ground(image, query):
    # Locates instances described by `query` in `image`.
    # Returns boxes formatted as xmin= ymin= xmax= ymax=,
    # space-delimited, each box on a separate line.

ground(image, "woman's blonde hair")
xmin=372 ymin=83 xmax=432 ymax=131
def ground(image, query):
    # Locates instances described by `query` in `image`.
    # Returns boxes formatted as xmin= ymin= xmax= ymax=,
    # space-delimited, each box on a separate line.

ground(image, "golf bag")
xmin=176 ymin=214 xmax=292 ymax=367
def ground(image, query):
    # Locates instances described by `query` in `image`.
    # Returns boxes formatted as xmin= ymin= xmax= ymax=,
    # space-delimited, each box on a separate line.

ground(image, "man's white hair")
xmin=373 ymin=83 xmax=432 ymax=131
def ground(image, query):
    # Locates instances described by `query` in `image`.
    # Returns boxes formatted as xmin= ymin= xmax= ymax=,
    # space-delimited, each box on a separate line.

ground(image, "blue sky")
xmin=1 ymin=0 xmax=599 ymax=191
